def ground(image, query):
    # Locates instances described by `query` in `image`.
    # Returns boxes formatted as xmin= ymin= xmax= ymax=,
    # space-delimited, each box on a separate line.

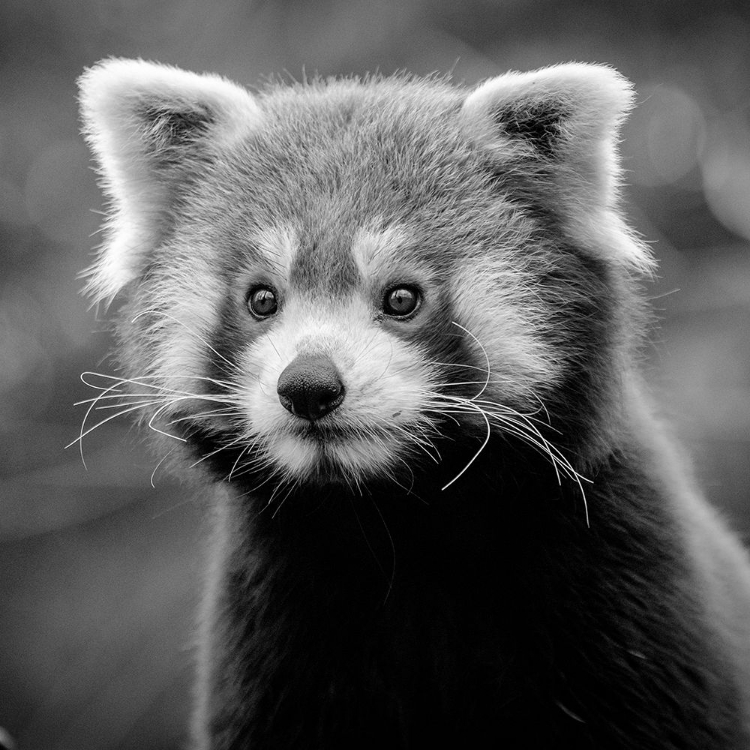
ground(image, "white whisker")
xmin=421 ymin=321 xmax=589 ymax=524
xmin=228 ymin=442 xmax=254 ymax=482
xmin=450 ymin=321 xmax=491 ymax=402
xmin=189 ymin=432 xmax=246 ymax=470
xmin=441 ymin=406 xmax=491 ymax=491
xmin=133 ymin=309 xmax=240 ymax=375
xmin=150 ymin=450 xmax=173 ymax=488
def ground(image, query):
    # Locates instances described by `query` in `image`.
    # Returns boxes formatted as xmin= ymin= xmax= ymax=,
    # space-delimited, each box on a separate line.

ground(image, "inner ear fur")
xmin=461 ymin=63 xmax=634 ymax=206
xmin=78 ymin=58 xmax=261 ymax=305
xmin=461 ymin=63 xmax=653 ymax=273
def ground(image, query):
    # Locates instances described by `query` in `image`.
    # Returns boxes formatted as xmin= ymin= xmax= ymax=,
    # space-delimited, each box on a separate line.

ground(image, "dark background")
xmin=1 ymin=1 xmax=749 ymax=747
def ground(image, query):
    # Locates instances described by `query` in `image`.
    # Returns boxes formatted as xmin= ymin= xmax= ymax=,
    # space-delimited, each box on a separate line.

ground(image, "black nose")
xmin=277 ymin=354 xmax=345 ymax=421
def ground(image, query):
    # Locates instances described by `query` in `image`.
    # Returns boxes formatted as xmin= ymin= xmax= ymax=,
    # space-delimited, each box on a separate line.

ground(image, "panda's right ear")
xmin=78 ymin=58 xmax=262 ymax=305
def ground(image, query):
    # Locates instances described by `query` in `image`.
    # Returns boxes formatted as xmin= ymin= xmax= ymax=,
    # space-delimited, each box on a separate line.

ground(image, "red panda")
xmin=78 ymin=59 xmax=750 ymax=749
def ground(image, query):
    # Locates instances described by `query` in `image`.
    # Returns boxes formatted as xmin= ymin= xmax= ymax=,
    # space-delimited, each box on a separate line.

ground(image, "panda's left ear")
xmin=461 ymin=63 xmax=654 ymax=273
xmin=460 ymin=63 xmax=634 ymax=209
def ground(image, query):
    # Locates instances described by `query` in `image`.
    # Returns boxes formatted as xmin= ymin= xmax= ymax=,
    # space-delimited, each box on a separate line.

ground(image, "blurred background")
xmin=1 ymin=0 xmax=749 ymax=747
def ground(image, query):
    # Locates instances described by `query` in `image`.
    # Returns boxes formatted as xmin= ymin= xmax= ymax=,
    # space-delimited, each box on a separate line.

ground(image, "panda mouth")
xmin=287 ymin=416 xmax=352 ymax=442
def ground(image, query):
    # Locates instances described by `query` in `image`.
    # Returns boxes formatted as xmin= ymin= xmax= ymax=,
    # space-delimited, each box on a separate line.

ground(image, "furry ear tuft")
xmin=78 ymin=58 xmax=262 ymax=304
xmin=461 ymin=63 xmax=652 ymax=273
xmin=461 ymin=63 xmax=634 ymax=202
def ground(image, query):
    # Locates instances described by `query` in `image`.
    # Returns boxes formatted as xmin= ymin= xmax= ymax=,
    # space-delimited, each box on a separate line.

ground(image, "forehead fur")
xmin=185 ymin=77 xmax=509 ymax=287
xmin=226 ymin=78 xmax=474 ymax=225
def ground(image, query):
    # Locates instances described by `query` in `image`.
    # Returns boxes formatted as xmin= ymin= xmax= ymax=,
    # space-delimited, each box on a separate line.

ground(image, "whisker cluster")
xmin=421 ymin=321 xmax=590 ymax=524
xmin=69 ymin=371 xmax=243 ymax=468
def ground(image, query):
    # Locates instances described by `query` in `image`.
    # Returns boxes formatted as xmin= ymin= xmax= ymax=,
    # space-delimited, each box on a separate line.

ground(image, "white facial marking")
xmin=450 ymin=257 xmax=562 ymax=404
xmin=251 ymin=224 xmax=299 ymax=279
xmin=139 ymin=237 xmax=225 ymax=395
xmin=235 ymin=294 xmax=436 ymax=484
xmin=351 ymin=223 xmax=437 ymax=293
xmin=351 ymin=223 xmax=409 ymax=279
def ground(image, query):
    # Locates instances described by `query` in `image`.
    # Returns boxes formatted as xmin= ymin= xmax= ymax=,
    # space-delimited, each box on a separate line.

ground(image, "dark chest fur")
xmin=202 ymin=447 xmax=746 ymax=750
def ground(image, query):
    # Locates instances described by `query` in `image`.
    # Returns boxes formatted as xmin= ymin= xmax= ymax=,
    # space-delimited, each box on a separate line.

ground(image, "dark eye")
xmin=246 ymin=286 xmax=278 ymax=319
xmin=383 ymin=285 xmax=421 ymax=318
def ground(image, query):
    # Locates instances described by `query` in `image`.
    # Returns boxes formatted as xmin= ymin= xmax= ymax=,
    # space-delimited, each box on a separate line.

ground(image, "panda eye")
xmin=246 ymin=285 xmax=278 ymax=319
xmin=382 ymin=285 xmax=421 ymax=318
